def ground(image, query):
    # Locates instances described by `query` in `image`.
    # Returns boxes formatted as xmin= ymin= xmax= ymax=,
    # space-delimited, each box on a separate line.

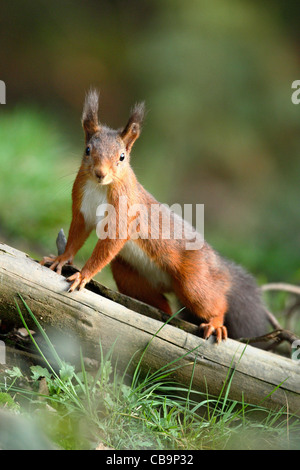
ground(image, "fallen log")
xmin=0 ymin=242 xmax=299 ymax=415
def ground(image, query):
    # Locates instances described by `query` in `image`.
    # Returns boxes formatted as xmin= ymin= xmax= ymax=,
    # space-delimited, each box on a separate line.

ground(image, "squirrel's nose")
xmin=94 ymin=169 xmax=106 ymax=181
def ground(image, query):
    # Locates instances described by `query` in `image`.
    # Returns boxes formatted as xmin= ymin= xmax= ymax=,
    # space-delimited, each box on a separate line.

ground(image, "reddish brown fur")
xmin=111 ymin=257 xmax=173 ymax=315
xmin=41 ymin=90 xmax=248 ymax=343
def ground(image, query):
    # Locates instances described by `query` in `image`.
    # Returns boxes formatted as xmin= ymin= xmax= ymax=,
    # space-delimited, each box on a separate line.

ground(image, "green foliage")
xmin=0 ymin=297 xmax=299 ymax=450
xmin=5 ymin=366 xmax=23 ymax=379
xmin=0 ymin=392 xmax=19 ymax=411
xmin=30 ymin=365 xmax=52 ymax=382
xmin=0 ymin=107 xmax=74 ymax=250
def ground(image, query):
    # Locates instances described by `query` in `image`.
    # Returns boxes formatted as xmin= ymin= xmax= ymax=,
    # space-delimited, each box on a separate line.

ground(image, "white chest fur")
xmin=119 ymin=240 xmax=172 ymax=292
xmin=80 ymin=180 xmax=108 ymax=230
xmin=80 ymin=181 xmax=172 ymax=292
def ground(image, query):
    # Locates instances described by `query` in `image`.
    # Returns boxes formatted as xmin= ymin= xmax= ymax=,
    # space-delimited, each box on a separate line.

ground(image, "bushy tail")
xmin=223 ymin=259 xmax=269 ymax=345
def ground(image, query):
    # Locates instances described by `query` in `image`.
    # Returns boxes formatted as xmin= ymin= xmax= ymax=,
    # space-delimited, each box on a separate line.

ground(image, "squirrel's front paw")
xmin=40 ymin=254 xmax=73 ymax=275
xmin=66 ymin=271 xmax=90 ymax=292
xmin=199 ymin=322 xmax=228 ymax=343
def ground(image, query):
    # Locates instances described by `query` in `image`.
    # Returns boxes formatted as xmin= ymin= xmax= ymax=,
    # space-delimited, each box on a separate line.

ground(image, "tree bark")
xmin=0 ymin=243 xmax=299 ymax=415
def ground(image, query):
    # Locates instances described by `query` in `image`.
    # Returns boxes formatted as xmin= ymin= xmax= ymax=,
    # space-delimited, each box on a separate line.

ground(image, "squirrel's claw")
xmin=67 ymin=272 xmax=89 ymax=292
xmin=40 ymin=255 xmax=72 ymax=275
xmin=199 ymin=322 xmax=228 ymax=343
xmin=40 ymin=255 xmax=61 ymax=272
xmin=40 ymin=255 xmax=56 ymax=266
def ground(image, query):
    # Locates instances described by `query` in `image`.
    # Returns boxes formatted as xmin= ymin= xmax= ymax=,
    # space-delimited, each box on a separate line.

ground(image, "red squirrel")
xmin=41 ymin=90 xmax=268 ymax=343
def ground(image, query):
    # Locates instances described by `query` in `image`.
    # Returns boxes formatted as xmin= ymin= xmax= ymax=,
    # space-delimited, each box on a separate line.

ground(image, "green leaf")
xmin=5 ymin=366 xmax=23 ymax=379
xmin=30 ymin=365 xmax=52 ymax=381
xmin=59 ymin=363 xmax=75 ymax=382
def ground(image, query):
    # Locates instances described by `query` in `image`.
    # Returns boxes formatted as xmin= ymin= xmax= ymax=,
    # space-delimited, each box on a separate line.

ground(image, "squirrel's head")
xmin=81 ymin=89 xmax=145 ymax=186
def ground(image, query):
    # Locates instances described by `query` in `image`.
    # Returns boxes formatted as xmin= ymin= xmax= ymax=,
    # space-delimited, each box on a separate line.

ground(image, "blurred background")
xmin=0 ymin=0 xmax=300 ymax=289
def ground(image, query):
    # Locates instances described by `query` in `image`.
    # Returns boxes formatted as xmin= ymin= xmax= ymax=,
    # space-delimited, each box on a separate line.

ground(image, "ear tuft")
xmin=129 ymin=102 xmax=146 ymax=127
xmin=82 ymin=88 xmax=100 ymax=141
xmin=121 ymin=101 xmax=146 ymax=151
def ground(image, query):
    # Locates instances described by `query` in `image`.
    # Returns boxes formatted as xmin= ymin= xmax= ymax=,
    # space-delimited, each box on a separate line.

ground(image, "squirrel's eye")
xmin=85 ymin=146 xmax=91 ymax=156
xmin=119 ymin=152 xmax=125 ymax=161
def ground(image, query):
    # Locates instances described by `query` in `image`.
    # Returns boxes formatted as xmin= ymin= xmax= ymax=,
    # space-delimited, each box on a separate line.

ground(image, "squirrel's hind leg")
xmin=173 ymin=278 xmax=229 ymax=343
xmin=111 ymin=257 xmax=172 ymax=315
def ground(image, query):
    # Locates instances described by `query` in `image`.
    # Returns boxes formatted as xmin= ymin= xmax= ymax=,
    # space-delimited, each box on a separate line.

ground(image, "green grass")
xmin=0 ymin=297 xmax=299 ymax=450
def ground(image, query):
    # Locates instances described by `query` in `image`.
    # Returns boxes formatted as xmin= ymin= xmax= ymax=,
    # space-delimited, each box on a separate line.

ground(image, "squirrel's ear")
xmin=82 ymin=89 xmax=100 ymax=142
xmin=121 ymin=102 xmax=145 ymax=152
